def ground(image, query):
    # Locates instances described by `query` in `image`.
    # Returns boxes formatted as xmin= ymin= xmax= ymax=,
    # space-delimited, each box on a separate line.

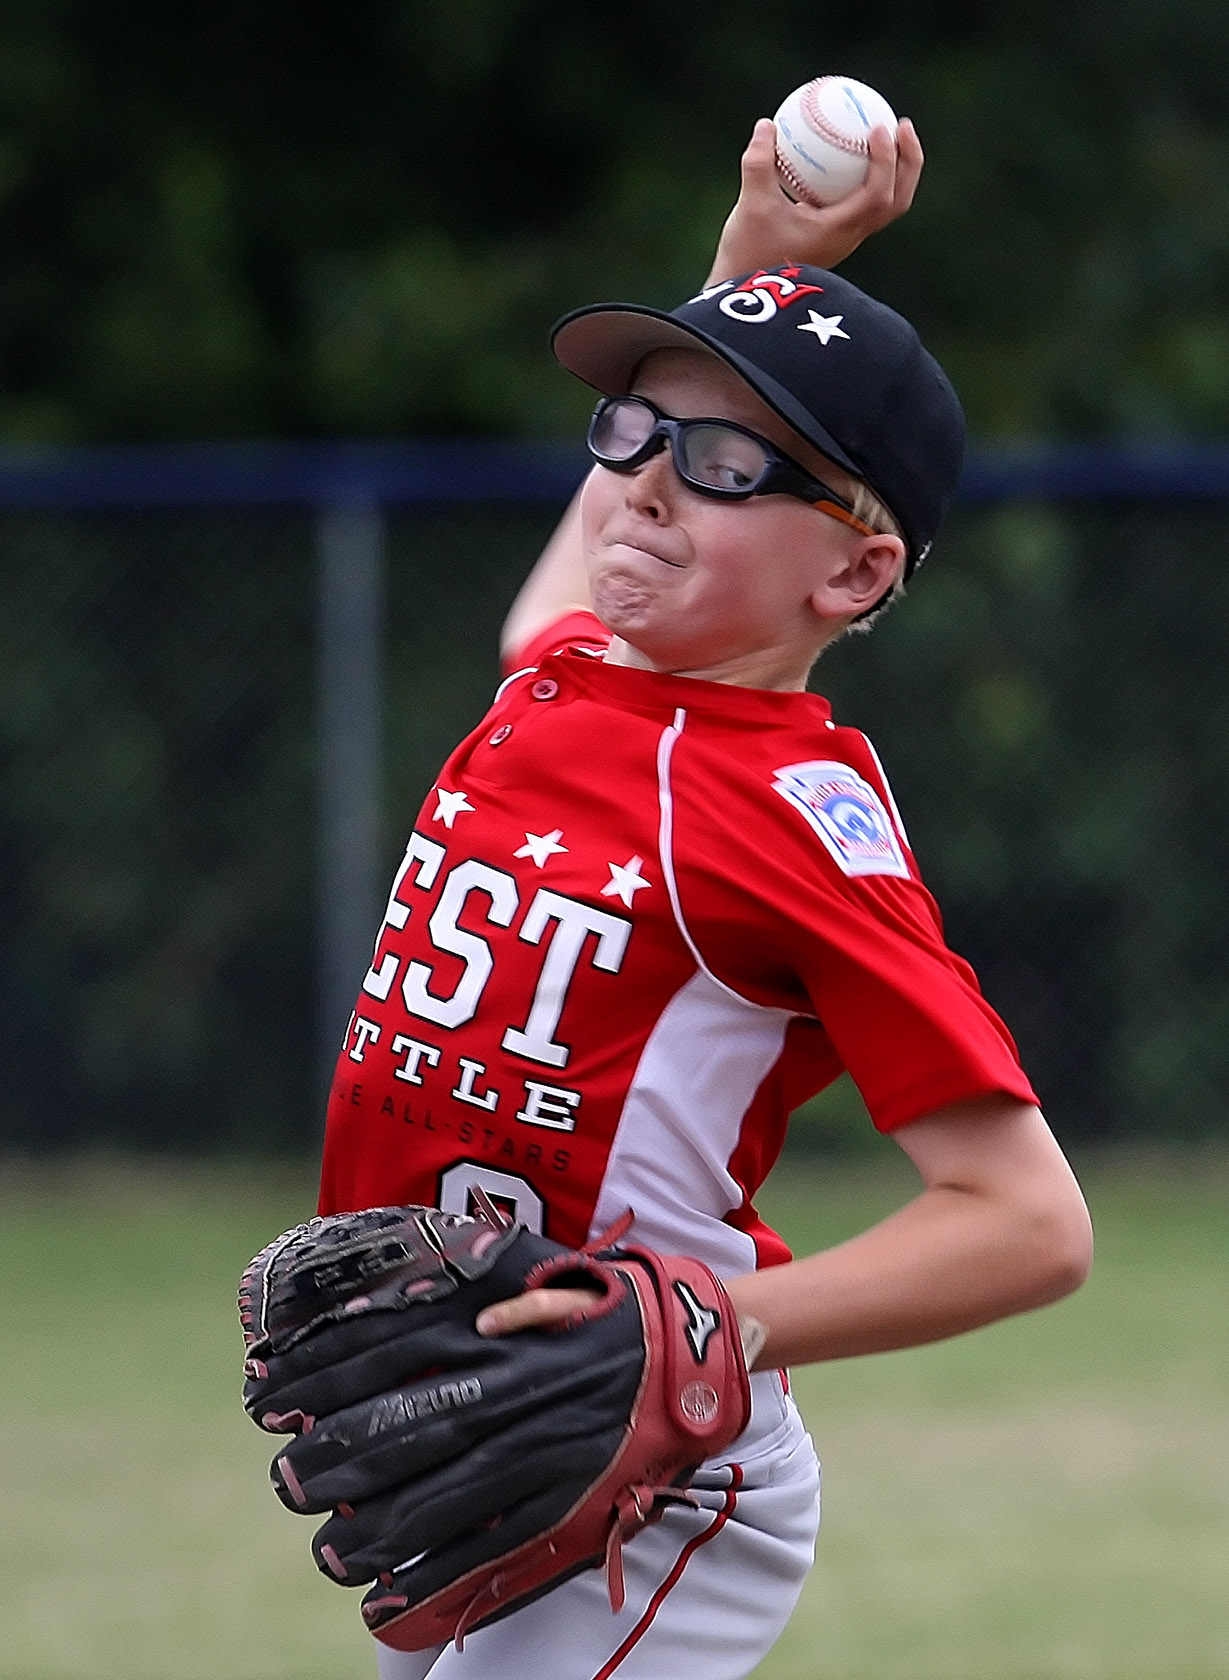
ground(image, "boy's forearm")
xmin=726 ymin=1179 xmax=1091 ymax=1370
xmin=727 ymin=1098 xmax=1093 ymax=1372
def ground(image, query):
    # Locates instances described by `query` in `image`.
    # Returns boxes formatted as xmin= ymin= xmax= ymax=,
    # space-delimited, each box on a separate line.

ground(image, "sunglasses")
xmin=586 ymin=394 xmax=878 ymax=537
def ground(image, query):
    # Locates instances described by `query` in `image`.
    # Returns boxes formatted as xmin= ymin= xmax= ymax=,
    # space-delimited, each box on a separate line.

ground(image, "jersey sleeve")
xmin=676 ymin=738 xmax=1039 ymax=1134
xmin=500 ymin=610 xmax=611 ymax=676
xmin=781 ymin=866 xmax=1038 ymax=1132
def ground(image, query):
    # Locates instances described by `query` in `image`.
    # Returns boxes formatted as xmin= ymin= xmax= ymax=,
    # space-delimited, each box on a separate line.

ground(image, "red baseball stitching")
xmin=774 ymin=149 xmax=822 ymax=207
xmin=800 ymin=77 xmax=872 ymax=157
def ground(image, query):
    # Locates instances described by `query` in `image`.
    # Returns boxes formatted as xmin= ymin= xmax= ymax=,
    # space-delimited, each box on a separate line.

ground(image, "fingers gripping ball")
xmin=238 ymin=1203 xmax=753 ymax=1652
xmin=773 ymin=75 xmax=899 ymax=206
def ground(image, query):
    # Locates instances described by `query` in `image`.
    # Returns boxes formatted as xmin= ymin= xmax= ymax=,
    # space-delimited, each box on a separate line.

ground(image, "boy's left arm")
xmin=722 ymin=1096 xmax=1093 ymax=1370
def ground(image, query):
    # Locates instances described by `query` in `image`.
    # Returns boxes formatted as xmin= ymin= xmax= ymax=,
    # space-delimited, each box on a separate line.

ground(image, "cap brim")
xmin=551 ymin=303 xmax=865 ymax=483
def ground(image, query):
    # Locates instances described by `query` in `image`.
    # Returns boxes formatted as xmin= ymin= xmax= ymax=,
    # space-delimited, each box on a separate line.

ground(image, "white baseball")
xmin=773 ymin=76 xmax=898 ymax=207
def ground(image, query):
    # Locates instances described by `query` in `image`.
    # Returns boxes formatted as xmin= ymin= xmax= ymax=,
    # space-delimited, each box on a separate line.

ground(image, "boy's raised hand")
xmin=706 ymin=116 xmax=923 ymax=285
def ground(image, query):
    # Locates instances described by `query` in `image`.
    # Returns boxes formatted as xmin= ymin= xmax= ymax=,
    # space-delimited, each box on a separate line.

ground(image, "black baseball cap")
xmin=551 ymin=264 xmax=965 ymax=574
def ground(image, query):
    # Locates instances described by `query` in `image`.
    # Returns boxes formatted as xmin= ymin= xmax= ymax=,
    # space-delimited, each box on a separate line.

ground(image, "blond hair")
xmin=814 ymin=459 xmax=907 ymax=633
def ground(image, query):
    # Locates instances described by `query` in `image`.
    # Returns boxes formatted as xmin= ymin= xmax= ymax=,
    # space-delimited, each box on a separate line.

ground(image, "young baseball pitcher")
xmin=313 ymin=117 xmax=1093 ymax=1678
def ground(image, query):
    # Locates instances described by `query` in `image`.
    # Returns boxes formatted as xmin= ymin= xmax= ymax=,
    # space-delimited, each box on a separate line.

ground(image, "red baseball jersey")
xmin=319 ymin=613 xmax=1037 ymax=1277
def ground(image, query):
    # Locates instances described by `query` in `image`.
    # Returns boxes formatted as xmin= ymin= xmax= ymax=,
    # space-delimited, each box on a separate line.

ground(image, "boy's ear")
xmin=810 ymin=534 xmax=906 ymax=619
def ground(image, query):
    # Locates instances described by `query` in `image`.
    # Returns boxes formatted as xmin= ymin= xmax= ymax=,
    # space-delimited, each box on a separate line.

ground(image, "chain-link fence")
xmin=2 ymin=449 xmax=1226 ymax=1156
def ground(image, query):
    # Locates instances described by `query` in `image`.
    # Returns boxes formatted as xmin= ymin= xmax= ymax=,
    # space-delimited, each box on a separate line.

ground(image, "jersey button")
xmin=488 ymin=724 xmax=512 ymax=746
xmin=531 ymin=678 xmax=560 ymax=701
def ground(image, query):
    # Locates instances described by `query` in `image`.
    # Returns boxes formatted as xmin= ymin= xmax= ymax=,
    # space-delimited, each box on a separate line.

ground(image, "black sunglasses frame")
xmin=586 ymin=395 xmax=878 ymax=537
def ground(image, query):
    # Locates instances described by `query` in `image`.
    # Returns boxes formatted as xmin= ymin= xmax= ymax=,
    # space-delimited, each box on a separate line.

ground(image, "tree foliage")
xmin=2 ymin=1 xmax=1229 ymax=443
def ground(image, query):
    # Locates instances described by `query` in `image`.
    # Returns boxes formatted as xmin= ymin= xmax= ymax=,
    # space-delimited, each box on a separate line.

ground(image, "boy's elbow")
xmin=1027 ymin=1192 xmax=1094 ymax=1305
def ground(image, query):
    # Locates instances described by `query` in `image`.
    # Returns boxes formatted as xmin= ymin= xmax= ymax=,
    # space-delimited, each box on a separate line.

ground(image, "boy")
xmin=318 ymin=119 xmax=1092 ymax=1679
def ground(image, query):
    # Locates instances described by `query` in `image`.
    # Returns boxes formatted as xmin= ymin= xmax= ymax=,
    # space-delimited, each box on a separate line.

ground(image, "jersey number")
xmin=437 ymin=1161 xmax=545 ymax=1233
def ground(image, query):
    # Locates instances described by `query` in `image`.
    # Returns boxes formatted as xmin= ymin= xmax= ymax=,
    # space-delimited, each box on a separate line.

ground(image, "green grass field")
xmin=1 ymin=1150 xmax=1225 ymax=1680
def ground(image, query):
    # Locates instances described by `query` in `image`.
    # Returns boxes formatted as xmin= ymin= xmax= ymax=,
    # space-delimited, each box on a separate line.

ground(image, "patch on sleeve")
xmin=771 ymin=760 xmax=910 ymax=879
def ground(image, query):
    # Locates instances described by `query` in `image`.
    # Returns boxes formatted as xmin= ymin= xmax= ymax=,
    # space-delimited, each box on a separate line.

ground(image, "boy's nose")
xmin=623 ymin=445 xmax=678 ymax=518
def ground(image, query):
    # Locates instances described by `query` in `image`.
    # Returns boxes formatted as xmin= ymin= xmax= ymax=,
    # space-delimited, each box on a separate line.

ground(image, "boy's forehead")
xmin=629 ymin=348 xmax=844 ymax=481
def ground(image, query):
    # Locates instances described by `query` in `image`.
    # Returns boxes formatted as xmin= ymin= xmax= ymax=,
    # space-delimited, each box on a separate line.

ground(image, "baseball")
xmin=773 ymin=76 xmax=898 ymax=207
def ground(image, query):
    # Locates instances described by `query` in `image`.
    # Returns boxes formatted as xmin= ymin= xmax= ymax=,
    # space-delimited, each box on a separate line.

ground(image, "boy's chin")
xmin=590 ymin=575 xmax=664 ymax=636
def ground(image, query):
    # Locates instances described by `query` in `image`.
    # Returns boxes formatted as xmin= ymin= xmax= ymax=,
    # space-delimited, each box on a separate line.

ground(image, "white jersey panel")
xmin=589 ymin=968 xmax=796 ymax=1278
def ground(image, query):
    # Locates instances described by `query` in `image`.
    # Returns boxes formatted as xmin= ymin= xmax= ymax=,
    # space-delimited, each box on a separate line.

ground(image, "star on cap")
xmin=601 ymin=856 xmax=650 ymax=908
xmin=797 ymin=311 xmax=850 ymax=345
xmin=432 ymin=788 xmax=475 ymax=828
xmin=514 ymin=828 xmax=568 ymax=867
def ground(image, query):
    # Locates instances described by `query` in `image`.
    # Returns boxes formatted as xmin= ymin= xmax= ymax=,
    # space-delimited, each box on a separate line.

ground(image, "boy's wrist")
xmin=737 ymin=1313 xmax=770 ymax=1371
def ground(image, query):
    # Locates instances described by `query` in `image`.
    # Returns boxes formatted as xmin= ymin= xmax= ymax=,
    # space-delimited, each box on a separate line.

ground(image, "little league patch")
xmin=771 ymin=760 xmax=909 ymax=879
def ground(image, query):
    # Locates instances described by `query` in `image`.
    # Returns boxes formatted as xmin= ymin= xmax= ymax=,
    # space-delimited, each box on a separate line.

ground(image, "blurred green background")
xmin=1 ymin=5 xmax=1227 ymax=1677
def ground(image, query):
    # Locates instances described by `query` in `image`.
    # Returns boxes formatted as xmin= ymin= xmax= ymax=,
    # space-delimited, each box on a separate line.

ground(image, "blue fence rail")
xmin=2 ymin=437 xmax=1228 ymax=508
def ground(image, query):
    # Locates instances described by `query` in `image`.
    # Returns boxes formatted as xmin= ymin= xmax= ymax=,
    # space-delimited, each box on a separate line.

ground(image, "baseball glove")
xmin=238 ymin=1198 xmax=754 ymax=1652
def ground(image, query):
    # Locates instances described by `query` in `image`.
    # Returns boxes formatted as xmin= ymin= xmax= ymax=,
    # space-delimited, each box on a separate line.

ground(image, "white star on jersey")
xmin=514 ymin=828 xmax=568 ymax=867
xmin=602 ymin=856 xmax=650 ymax=907
xmin=797 ymin=311 xmax=850 ymax=345
xmin=432 ymin=788 xmax=475 ymax=828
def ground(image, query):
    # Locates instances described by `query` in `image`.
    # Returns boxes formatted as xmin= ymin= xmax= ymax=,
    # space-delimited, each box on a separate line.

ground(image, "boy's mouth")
xmin=606 ymin=534 xmax=684 ymax=570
